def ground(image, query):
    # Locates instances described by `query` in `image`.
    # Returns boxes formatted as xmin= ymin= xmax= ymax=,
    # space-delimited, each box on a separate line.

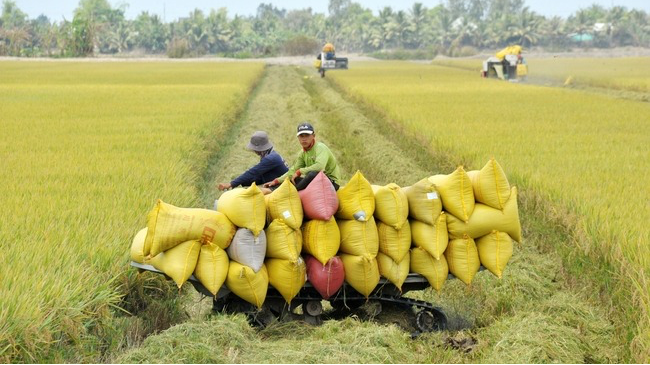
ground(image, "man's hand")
xmin=291 ymin=170 xmax=301 ymax=184
xmin=262 ymin=179 xmax=279 ymax=188
xmin=217 ymin=183 xmax=232 ymax=191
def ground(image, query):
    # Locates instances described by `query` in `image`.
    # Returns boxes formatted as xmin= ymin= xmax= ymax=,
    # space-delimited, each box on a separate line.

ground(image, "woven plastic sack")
xmin=146 ymin=200 xmax=235 ymax=257
xmin=410 ymin=247 xmax=448 ymax=291
xmin=467 ymin=158 xmax=511 ymax=210
xmin=445 ymin=235 xmax=480 ymax=285
xmin=267 ymin=257 xmax=306 ymax=304
xmin=194 ymin=242 xmax=229 ymax=296
xmin=217 ymin=184 xmax=266 ymax=236
xmin=338 ymin=216 xmax=379 ymax=257
xmin=130 ymin=227 xmax=148 ymax=264
xmin=265 ymin=179 xmax=303 ymax=230
xmin=410 ymin=212 xmax=448 ymax=260
xmin=476 ymin=231 xmax=513 ymax=278
xmin=428 ymin=166 xmax=475 ymax=222
xmin=265 ymin=220 xmax=302 ymax=261
xmin=226 ymin=262 xmax=268 ymax=309
xmin=298 ymin=171 xmax=339 ymax=220
xmin=301 ymin=217 xmax=340 ymax=265
xmin=336 ymin=171 xmax=375 ymax=221
xmin=377 ymin=220 xmax=411 ymax=263
xmin=372 ymin=183 xmax=409 ymax=230
xmin=149 ymin=239 xmax=201 ymax=288
xmin=340 ymin=254 xmax=379 ymax=298
xmin=227 ymin=228 xmax=266 ymax=273
xmin=305 ymin=255 xmax=345 ymax=300
xmin=377 ymin=252 xmax=410 ymax=291
xmin=403 ymin=178 xmax=442 ymax=225
xmin=446 ymin=186 xmax=522 ymax=242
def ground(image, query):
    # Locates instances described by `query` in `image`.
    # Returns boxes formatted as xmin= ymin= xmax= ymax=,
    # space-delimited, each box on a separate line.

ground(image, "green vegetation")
xmin=1 ymin=0 xmax=649 ymax=58
xmin=2 ymin=58 xmax=645 ymax=363
xmin=328 ymin=61 xmax=649 ymax=361
xmin=0 ymin=61 xmax=264 ymax=362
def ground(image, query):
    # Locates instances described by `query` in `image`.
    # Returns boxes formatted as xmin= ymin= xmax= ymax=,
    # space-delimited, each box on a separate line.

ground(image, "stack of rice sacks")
xmin=263 ymin=179 xmax=306 ymax=304
xmin=130 ymin=200 xmax=236 ymax=298
xmin=372 ymin=183 xmax=410 ymax=292
xmin=336 ymin=171 xmax=379 ymax=298
xmin=298 ymin=172 xmax=344 ymax=300
xmin=217 ymin=184 xmax=269 ymax=308
xmin=404 ymin=178 xmax=449 ymax=291
xmin=430 ymin=159 xmax=521 ymax=285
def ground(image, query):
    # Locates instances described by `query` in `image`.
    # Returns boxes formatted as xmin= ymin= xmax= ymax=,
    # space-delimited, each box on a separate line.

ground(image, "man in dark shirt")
xmin=217 ymin=131 xmax=288 ymax=191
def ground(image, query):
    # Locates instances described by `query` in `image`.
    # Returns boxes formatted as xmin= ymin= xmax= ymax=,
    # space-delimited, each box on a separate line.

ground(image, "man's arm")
xmin=231 ymin=157 xmax=275 ymax=187
xmin=268 ymin=152 xmax=305 ymax=185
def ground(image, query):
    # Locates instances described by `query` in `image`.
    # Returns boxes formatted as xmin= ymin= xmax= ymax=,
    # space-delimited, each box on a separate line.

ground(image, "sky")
xmin=12 ymin=0 xmax=650 ymax=22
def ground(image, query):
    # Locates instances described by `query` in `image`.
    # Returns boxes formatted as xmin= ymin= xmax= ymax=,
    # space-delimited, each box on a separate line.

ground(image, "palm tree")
xmin=606 ymin=6 xmax=626 ymax=47
xmin=394 ymin=10 xmax=410 ymax=48
xmin=107 ymin=19 xmax=132 ymax=53
xmin=184 ymin=9 xmax=210 ymax=55
xmin=540 ymin=16 xmax=567 ymax=50
xmin=408 ymin=3 xmax=427 ymax=49
xmin=206 ymin=8 xmax=232 ymax=53
xmin=626 ymin=9 xmax=650 ymax=47
xmin=508 ymin=7 xmax=541 ymax=47
xmin=430 ymin=6 xmax=453 ymax=52
xmin=567 ymin=8 xmax=594 ymax=47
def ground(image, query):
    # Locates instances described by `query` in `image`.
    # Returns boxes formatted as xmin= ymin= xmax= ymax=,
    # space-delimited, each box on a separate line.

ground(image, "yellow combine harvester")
xmin=313 ymin=43 xmax=348 ymax=78
xmin=481 ymin=45 xmax=528 ymax=81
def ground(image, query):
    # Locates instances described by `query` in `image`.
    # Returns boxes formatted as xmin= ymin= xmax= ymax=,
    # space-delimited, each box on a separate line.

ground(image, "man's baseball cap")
xmin=296 ymin=122 xmax=315 ymax=136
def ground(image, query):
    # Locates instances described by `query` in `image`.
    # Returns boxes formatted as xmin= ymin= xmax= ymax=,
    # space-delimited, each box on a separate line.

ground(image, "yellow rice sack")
xmin=372 ymin=183 xmax=409 ymax=230
xmin=476 ymin=231 xmax=513 ymax=278
xmin=265 ymin=179 xmax=303 ymax=230
xmin=467 ymin=158 xmax=511 ymax=210
xmin=428 ymin=166 xmax=475 ymax=222
xmin=130 ymin=227 xmax=148 ymax=264
xmin=445 ymin=235 xmax=480 ymax=285
xmin=302 ymin=217 xmax=340 ymax=265
xmin=265 ymin=220 xmax=302 ymax=261
xmin=226 ymin=262 xmax=268 ymax=309
xmin=403 ymin=178 xmax=442 ymax=225
xmin=410 ymin=247 xmax=448 ymax=291
xmin=410 ymin=212 xmax=448 ymax=260
xmin=446 ymin=186 xmax=522 ymax=242
xmin=338 ymin=216 xmax=379 ymax=257
xmin=217 ymin=184 xmax=266 ymax=236
xmin=149 ymin=239 xmax=201 ymax=288
xmin=266 ymin=257 xmax=306 ymax=304
xmin=377 ymin=220 xmax=411 ymax=263
xmin=377 ymin=252 xmax=410 ymax=291
xmin=211 ymin=211 xmax=237 ymax=250
xmin=336 ymin=171 xmax=375 ymax=221
xmin=194 ymin=242 xmax=229 ymax=296
xmin=146 ymin=200 xmax=235 ymax=257
xmin=340 ymin=254 xmax=379 ymax=298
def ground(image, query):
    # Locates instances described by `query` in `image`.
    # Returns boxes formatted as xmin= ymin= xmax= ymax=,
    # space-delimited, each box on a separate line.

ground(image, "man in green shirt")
xmin=263 ymin=122 xmax=342 ymax=191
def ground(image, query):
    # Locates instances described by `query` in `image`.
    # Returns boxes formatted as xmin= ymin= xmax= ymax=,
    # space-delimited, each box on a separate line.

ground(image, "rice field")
xmin=433 ymin=56 xmax=650 ymax=92
xmin=1 ymin=57 xmax=647 ymax=363
xmin=328 ymin=61 xmax=650 ymax=360
xmin=116 ymin=65 xmax=619 ymax=364
xmin=0 ymin=61 xmax=264 ymax=362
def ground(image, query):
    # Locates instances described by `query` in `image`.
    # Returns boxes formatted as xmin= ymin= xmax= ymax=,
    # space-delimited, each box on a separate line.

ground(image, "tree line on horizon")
xmin=0 ymin=0 xmax=649 ymax=58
